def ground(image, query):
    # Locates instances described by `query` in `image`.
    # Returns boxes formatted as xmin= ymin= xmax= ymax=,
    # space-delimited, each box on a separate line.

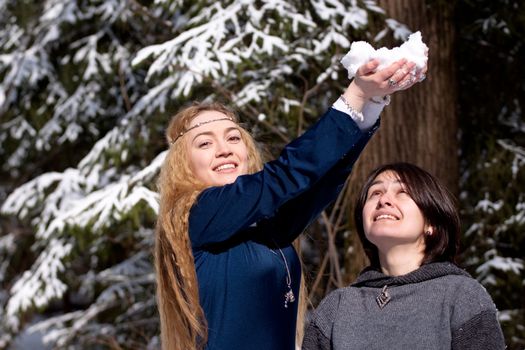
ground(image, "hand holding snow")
xmin=341 ymin=31 xmax=428 ymax=78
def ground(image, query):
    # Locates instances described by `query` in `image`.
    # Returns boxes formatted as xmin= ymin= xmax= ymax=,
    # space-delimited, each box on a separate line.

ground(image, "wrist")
xmin=337 ymin=95 xmax=365 ymax=123
xmin=342 ymin=83 xmax=367 ymax=111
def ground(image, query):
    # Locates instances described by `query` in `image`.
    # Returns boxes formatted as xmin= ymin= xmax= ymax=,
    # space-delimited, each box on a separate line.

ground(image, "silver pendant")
xmin=376 ymin=285 xmax=391 ymax=309
xmin=284 ymin=288 xmax=295 ymax=308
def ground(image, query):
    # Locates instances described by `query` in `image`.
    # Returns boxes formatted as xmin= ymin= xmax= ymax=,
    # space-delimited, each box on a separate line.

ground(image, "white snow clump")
xmin=341 ymin=31 xmax=428 ymax=78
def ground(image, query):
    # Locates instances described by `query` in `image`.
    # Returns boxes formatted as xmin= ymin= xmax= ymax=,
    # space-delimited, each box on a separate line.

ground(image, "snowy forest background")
xmin=0 ymin=0 xmax=523 ymax=349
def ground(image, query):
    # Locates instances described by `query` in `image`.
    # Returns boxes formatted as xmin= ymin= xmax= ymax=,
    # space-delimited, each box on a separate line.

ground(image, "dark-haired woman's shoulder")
xmin=447 ymin=272 xmax=496 ymax=309
xmin=302 ymin=288 xmax=345 ymax=350
xmin=443 ymin=271 xmax=506 ymax=350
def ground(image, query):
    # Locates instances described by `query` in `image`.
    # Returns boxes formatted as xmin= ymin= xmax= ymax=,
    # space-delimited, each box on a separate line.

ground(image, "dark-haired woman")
xmin=302 ymin=162 xmax=505 ymax=350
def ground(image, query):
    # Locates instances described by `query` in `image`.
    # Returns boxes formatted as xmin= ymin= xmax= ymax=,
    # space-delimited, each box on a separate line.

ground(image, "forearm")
xmin=451 ymin=310 xmax=506 ymax=350
xmin=258 ymin=121 xmax=378 ymax=243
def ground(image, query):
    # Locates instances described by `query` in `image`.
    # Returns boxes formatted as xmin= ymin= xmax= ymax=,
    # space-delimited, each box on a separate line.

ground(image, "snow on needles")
xmin=476 ymin=255 xmax=524 ymax=286
xmin=5 ymin=238 xmax=72 ymax=330
xmin=341 ymin=31 xmax=428 ymax=78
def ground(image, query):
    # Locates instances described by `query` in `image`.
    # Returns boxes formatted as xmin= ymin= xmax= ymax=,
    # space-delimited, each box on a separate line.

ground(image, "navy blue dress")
xmin=188 ymin=108 xmax=378 ymax=350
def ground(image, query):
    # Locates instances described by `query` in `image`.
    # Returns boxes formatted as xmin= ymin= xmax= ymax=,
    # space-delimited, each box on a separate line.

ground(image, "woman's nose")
xmin=215 ymin=140 xmax=233 ymax=157
xmin=376 ymin=192 xmax=393 ymax=208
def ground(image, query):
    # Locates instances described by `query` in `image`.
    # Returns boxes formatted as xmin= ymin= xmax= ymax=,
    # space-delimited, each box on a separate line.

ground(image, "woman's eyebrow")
xmin=192 ymin=127 xmax=239 ymax=142
xmin=368 ymin=179 xmax=404 ymax=190
xmin=223 ymin=126 xmax=240 ymax=134
xmin=369 ymin=180 xmax=383 ymax=187
xmin=192 ymin=131 xmax=214 ymax=142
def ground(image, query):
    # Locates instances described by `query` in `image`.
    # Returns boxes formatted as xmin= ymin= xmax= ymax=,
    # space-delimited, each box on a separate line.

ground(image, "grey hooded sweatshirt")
xmin=302 ymin=262 xmax=505 ymax=350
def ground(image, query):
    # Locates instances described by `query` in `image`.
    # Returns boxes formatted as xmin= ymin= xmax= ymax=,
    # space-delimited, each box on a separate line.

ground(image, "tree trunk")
xmin=344 ymin=0 xmax=458 ymax=282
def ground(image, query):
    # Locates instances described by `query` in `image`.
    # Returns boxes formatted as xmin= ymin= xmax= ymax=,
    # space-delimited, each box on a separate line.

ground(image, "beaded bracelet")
xmin=339 ymin=95 xmax=364 ymax=123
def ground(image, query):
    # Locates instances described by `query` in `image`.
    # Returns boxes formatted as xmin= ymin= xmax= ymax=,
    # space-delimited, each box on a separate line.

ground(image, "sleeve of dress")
xmin=256 ymin=120 xmax=378 ymax=244
xmin=451 ymin=310 xmax=506 ymax=350
xmin=189 ymin=107 xmax=372 ymax=249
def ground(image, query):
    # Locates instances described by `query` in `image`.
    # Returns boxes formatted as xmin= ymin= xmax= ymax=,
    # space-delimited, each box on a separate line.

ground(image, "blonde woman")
xmin=155 ymin=59 xmax=425 ymax=350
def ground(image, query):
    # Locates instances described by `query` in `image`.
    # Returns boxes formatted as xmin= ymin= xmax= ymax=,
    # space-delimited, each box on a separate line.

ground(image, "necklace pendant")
xmin=284 ymin=289 xmax=295 ymax=308
xmin=376 ymin=285 xmax=391 ymax=309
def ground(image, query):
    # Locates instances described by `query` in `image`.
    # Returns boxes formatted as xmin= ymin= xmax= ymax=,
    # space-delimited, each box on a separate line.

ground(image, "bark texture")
xmin=344 ymin=0 xmax=458 ymax=281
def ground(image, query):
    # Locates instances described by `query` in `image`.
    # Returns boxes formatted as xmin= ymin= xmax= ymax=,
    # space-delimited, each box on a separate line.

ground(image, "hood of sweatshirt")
xmin=352 ymin=262 xmax=471 ymax=288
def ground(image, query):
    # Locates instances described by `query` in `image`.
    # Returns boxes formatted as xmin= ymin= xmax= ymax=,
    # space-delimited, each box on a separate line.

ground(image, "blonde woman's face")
xmin=185 ymin=111 xmax=249 ymax=187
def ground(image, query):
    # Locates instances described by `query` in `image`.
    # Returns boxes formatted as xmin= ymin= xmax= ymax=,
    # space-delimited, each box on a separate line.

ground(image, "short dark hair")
xmin=353 ymin=162 xmax=460 ymax=268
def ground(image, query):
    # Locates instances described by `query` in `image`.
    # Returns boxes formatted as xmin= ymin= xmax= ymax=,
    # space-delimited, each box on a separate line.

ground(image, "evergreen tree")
xmin=457 ymin=0 xmax=525 ymax=347
xmin=2 ymin=0 xmax=523 ymax=348
xmin=0 ymin=0 xmax=394 ymax=347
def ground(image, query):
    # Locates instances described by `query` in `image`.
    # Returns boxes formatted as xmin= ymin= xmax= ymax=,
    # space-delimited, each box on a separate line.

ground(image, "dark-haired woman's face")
xmin=362 ymin=171 xmax=427 ymax=251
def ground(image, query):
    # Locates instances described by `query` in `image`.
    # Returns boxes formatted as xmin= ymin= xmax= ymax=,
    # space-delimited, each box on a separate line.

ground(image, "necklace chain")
xmin=273 ymin=244 xmax=295 ymax=308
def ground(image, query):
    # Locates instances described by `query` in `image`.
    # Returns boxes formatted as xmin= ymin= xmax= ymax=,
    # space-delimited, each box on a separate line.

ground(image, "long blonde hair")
xmin=155 ymin=102 xmax=306 ymax=349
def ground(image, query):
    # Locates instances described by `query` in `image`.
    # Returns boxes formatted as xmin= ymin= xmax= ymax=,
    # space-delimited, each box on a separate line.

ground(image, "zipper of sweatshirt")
xmin=376 ymin=285 xmax=391 ymax=309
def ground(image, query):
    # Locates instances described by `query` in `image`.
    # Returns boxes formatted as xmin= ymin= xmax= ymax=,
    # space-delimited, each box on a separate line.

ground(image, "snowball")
xmin=341 ymin=31 xmax=428 ymax=78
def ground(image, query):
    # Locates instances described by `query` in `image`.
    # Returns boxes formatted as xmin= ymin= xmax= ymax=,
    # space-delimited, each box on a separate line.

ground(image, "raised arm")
xmin=189 ymin=107 xmax=366 ymax=248
xmin=189 ymin=59 xmax=424 ymax=249
xmin=255 ymin=106 xmax=379 ymax=244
